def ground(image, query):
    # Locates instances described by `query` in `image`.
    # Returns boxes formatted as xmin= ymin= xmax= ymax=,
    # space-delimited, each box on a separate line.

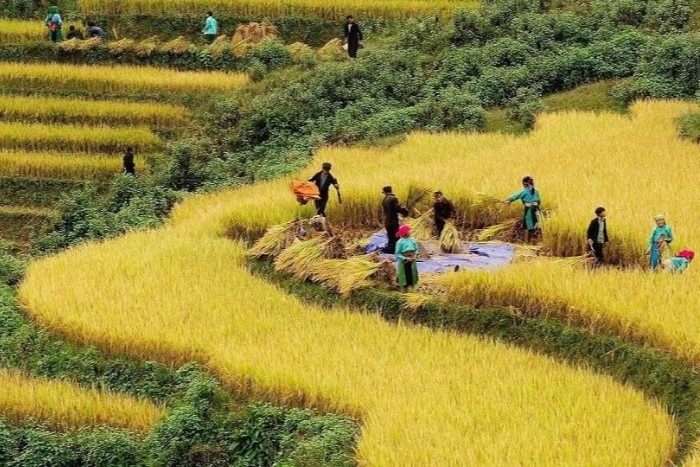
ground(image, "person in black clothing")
xmin=308 ymin=162 xmax=340 ymax=217
xmin=123 ymin=147 xmax=135 ymax=175
xmin=587 ymin=206 xmax=609 ymax=264
xmin=433 ymin=191 xmax=455 ymax=237
xmin=66 ymin=25 xmax=84 ymax=40
xmin=344 ymin=15 xmax=363 ymax=58
xmin=382 ymin=186 xmax=409 ymax=254
xmin=87 ymin=21 xmax=107 ymax=40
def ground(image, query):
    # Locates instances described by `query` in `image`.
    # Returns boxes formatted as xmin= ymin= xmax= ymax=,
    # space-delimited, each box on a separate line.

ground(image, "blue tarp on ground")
xmin=364 ymin=231 xmax=514 ymax=273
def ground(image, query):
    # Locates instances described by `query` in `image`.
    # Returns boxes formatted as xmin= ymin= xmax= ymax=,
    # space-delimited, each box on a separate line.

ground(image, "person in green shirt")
xmin=395 ymin=224 xmax=419 ymax=290
xmin=203 ymin=11 xmax=218 ymax=44
xmin=503 ymin=176 xmax=542 ymax=243
xmin=45 ymin=6 xmax=63 ymax=43
xmin=647 ymin=214 xmax=673 ymax=270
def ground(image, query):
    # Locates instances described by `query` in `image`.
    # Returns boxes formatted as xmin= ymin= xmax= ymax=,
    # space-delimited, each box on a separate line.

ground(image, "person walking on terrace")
xmin=45 ymin=6 xmax=63 ymax=43
xmin=648 ymin=214 xmax=673 ymax=270
xmin=587 ymin=206 xmax=609 ymax=265
xmin=123 ymin=147 xmax=135 ymax=176
xmin=382 ymin=186 xmax=409 ymax=254
xmin=395 ymin=224 xmax=419 ymax=290
xmin=344 ymin=15 xmax=363 ymax=58
xmin=308 ymin=162 xmax=340 ymax=217
xmin=433 ymin=191 xmax=455 ymax=238
xmin=203 ymin=11 xmax=218 ymax=44
xmin=503 ymin=176 xmax=542 ymax=243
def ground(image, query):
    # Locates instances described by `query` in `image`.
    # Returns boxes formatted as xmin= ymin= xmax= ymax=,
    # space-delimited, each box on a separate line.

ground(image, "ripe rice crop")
xmin=0 ymin=368 xmax=164 ymax=433
xmin=0 ymin=150 xmax=140 ymax=179
xmin=0 ymin=62 xmax=248 ymax=96
xmin=20 ymin=102 xmax=688 ymax=462
xmin=0 ymin=95 xmax=191 ymax=128
xmin=0 ymin=19 xmax=46 ymax=43
xmin=77 ymin=0 xmax=478 ymax=20
xmin=0 ymin=122 xmax=161 ymax=153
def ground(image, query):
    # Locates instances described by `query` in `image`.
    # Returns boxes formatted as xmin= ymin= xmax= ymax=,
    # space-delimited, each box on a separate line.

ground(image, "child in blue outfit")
xmin=662 ymin=249 xmax=694 ymax=274
xmin=648 ymin=214 xmax=673 ymax=270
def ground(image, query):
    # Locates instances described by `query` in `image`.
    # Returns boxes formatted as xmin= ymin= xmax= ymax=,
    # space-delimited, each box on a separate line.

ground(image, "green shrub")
xmin=507 ymin=87 xmax=545 ymax=130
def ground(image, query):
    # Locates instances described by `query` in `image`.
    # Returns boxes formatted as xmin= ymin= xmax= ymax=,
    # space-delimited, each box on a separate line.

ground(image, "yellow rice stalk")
xmin=0 ymin=150 xmax=141 ymax=180
xmin=77 ymin=37 xmax=104 ymax=51
xmin=246 ymin=222 xmax=299 ymax=258
xmin=208 ymin=35 xmax=230 ymax=59
xmin=0 ymin=368 xmax=164 ymax=433
xmin=0 ymin=121 xmax=161 ymax=153
xmin=287 ymin=42 xmax=313 ymax=61
xmin=274 ymin=236 xmax=325 ymax=280
xmin=438 ymin=221 xmax=463 ymax=253
xmin=404 ymin=184 xmax=431 ymax=215
xmin=318 ymin=38 xmax=346 ymax=62
xmin=231 ymin=22 xmax=278 ymax=44
xmin=77 ymin=0 xmax=479 ymax=21
xmin=405 ymin=210 xmax=434 ymax=241
xmin=0 ymin=95 xmax=191 ymax=128
xmin=310 ymin=255 xmax=380 ymax=296
xmin=57 ymin=38 xmax=81 ymax=53
xmin=401 ymin=292 xmax=430 ymax=311
xmin=160 ymin=36 xmax=190 ymax=55
xmin=108 ymin=38 xmax=136 ymax=55
xmin=0 ymin=62 xmax=248 ymax=95
xmin=135 ymin=36 xmax=160 ymax=57
xmin=477 ymin=218 xmax=520 ymax=242
xmin=0 ymin=19 xmax=46 ymax=43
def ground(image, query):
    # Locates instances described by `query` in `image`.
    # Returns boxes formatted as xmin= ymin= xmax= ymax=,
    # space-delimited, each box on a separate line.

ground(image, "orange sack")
xmin=291 ymin=181 xmax=321 ymax=205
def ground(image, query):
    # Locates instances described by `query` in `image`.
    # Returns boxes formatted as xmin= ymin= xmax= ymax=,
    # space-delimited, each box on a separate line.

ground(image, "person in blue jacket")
xmin=648 ymin=214 xmax=674 ymax=270
xmin=45 ymin=6 xmax=63 ymax=43
xmin=203 ymin=11 xmax=218 ymax=44
xmin=662 ymin=249 xmax=693 ymax=274
xmin=503 ymin=176 xmax=542 ymax=243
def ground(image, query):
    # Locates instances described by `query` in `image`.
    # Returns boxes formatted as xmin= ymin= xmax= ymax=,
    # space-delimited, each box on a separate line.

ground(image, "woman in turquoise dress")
xmin=44 ymin=6 xmax=63 ymax=43
xmin=648 ymin=214 xmax=673 ymax=270
xmin=395 ymin=224 xmax=419 ymax=290
xmin=504 ymin=176 xmax=541 ymax=243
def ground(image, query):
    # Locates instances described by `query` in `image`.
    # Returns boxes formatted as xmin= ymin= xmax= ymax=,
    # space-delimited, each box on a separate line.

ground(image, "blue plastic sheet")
xmin=364 ymin=231 xmax=514 ymax=273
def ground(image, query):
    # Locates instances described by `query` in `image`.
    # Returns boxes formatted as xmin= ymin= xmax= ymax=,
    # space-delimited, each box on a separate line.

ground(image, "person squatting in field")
xmin=308 ymin=162 xmax=340 ymax=217
xmin=382 ymin=186 xmax=409 ymax=254
xmin=662 ymin=249 xmax=694 ymax=274
xmin=504 ymin=176 xmax=542 ymax=244
xmin=648 ymin=214 xmax=673 ymax=270
xmin=395 ymin=224 xmax=419 ymax=290
xmin=433 ymin=191 xmax=455 ymax=238
xmin=587 ymin=207 xmax=609 ymax=265
xmin=45 ymin=6 xmax=63 ymax=43
xmin=344 ymin=15 xmax=363 ymax=58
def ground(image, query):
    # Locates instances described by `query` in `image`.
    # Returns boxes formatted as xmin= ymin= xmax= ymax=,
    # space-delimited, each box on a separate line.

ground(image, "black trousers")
xmin=384 ymin=223 xmax=399 ymax=254
xmin=50 ymin=30 xmax=60 ymax=42
xmin=435 ymin=218 xmax=446 ymax=237
xmin=403 ymin=261 xmax=415 ymax=287
xmin=348 ymin=40 xmax=359 ymax=58
xmin=314 ymin=196 xmax=329 ymax=217
xmin=592 ymin=242 xmax=604 ymax=263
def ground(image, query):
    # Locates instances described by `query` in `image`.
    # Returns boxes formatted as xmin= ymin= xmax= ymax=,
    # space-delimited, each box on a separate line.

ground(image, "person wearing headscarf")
xmin=648 ymin=214 xmax=674 ymax=270
xmin=662 ymin=249 xmax=694 ymax=274
xmin=44 ymin=6 xmax=63 ymax=43
xmin=504 ymin=176 xmax=542 ymax=243
xmin=395 ymin=224 xmax=419 ymax=290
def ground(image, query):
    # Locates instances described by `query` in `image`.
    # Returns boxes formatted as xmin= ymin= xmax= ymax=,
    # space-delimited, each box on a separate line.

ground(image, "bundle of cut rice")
xmin=231 ymin=22 xmax=278 ymax=44
xmin=315 ymin=255 xmax=380 ymax=296
xmin=58 ymin=38 xmax=81 ymax=52
xmin=108 ymin=38 xmax=136 ymax=55
xmin=135 ymin=36 xmax=160 ymax=57
xmin=318 ymin=38 xmax=345 ymax=61
xmin=160 ymin=36 xmax=190 ymax=55
xmin=404 ymin=185 xmax=431 ymax=215
xmin=208 ymin=35 xmax=230 ymax=59
xmin=246 ymin=222 xmax=300 ymax=258
xmin=439 ymin=221 xmax=464 ymax=253
xmin=322 ymin=235 xmax=347 ymax=259
xmin=405 ymin=210 xmax=434 ymax=241
xmin=370 ymin=255 xmax=396 ymax=287
xmin=401 ymin=293 xmax=430 ymax=312
xmin=477 ymin=218 xmax=520 ymax=242
xmin=275 ymin=237 xmax=325 ymax=280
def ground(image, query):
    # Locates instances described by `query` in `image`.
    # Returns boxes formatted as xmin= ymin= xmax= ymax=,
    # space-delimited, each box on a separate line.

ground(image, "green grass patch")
xmin=0 ymin=177 xmax=89 ymax=208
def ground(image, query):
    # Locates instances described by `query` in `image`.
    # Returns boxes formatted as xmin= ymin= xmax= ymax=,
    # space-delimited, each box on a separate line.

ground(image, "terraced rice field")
xmin=20 ymin=101 xmax=697 ymax=465
xmin=77 ymin=0 xmax=479 ymax=20
xmin=0 ymin=368 xmax=164 ymax=433
xmin=0 ymin=19 xmax=46 ymax=43
xmin=0 ymin=65 xmax=246 ymax=246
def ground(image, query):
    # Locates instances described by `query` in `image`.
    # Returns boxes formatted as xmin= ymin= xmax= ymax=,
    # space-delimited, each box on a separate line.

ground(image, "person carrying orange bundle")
xmin=308 ymin=162 xmax=340 ymax=217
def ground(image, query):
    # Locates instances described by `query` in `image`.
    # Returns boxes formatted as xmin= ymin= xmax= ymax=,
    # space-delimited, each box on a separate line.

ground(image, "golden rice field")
xmin=0 ymin=150 xmax=140 ymax=179
xmin=0 ymin=62 xmax=248 ymax=96
xmin=0 ymin=121 xmax=161 ymax=153
xmin=20 ymin=103 xmax=696 ymax=465
xmin=0 ymin=95 xmax=191 ymax=127
xmin=0 ymin=368 xmax=164 ymax=433
xmin=77 ymin=0 xmax=478 ymax=20
xmin=0 ymin=19 xmax=46 ymax=43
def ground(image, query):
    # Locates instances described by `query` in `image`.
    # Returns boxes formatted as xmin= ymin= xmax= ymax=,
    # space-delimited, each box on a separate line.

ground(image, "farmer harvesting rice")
xmin=395 ymin=225 xmax=419 ymax=290
xmin=344 ymin=15 xmax=363 ymax=58
xmin=433 ymin=191 xmax=455 ymax=237
xmin=308 ymin=162 xmax=340 ymax=217
xmin=66 ymin=25 xmax=84 ymax=40
xmin=87 ymin=22 xmax=107 ymax=40
xmin=662 ymin=249 xmax=694 ymax=274
xmin=503 ymin=176 xmax=542 ymax=243
xmin=587 ymin=207 xmax=609 ymax=264
xmin=123 ymin=147 xmax=135 ymax=176
xmin=648 ymin=214 xmax=674 ymax=270
xmin=44 ymin=6 xmax=63 ymax=43
xmin=382 ymin=186 xmax=409 ymax=254
xmin=203 ymin=11 xmax=218 ymax=44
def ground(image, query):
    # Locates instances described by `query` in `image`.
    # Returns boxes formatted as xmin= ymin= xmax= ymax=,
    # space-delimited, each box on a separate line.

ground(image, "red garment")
xmin=291 ymin=181 xmax=321 ymax=205
xmin=397 ymin=224 xmax=411 ymax=238
xmin=678 ymin=249 xmax=695 ymax=261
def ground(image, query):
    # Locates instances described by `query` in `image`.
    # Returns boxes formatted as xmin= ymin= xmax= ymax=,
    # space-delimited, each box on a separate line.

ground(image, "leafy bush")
xmin=677 ymin=112 xmax=700 ymax=143
xmin=0 ymin=243 xmax=25 ymax=286
xmin=507 ymin=86 xmax=545 ymax=130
